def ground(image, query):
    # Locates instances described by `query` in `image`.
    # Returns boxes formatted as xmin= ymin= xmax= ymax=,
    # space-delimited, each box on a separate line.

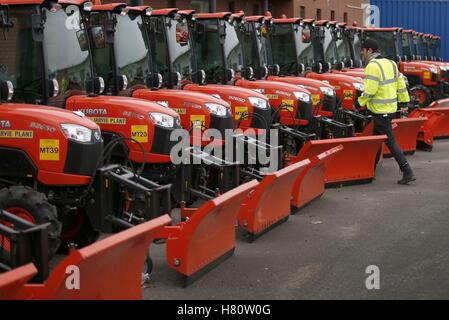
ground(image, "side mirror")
xmin=296 ymin=63 xmax=305 ymax=75
xmin=166 ymin=72 xmax=182 ymax=86
xmin=76 ymin=30 xmax=89 ymax=51
xmin=0 ymin=80 xmax=14 ymax=102
xmin=91 ymin=26 xmax=106 ymax=49
xmin=394 ymin=55 xmax=402 ymax=63
xmin=355 ymin=59 xmax=363 ymax=68
xmin=225 ymin=68 xmax=235 ymax=82
xmin=191 ymin=70 xmax=206 ymax=85
xmin=87 ymin=77 xmax=105 ymax=95
xmin=117 ymin=75 xmax=128 ymax=91
xmin=146 ymin=73 xmax=163 ymax=89
xmin=47 ymin=79 xmax=59 ymax=98
xmin=268 ymin=64 xmax=280 ymax=76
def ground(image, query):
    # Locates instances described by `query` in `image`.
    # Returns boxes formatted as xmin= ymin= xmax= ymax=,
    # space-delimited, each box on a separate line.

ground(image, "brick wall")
xmin=100 ymin=0 xmax=363 ymax=25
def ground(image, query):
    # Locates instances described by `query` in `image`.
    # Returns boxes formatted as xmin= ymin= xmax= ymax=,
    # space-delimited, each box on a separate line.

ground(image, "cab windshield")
xmin=322 ymin=26 xmax=337 ymax=63
xmin=269 ymin=23 xmax=300 ymax=74
xmin=401 ymin=33 xmax=413 ymax=58
xmin=113 ymin=13 xmax=150 ymax=90
xmin=364 ymin=31 xmax=398 ymax=59
xmin=0 ymin=6 xmax=45 ymax=103
xmin=166 ymin=17 xmax=192 ymax=80
xmin=336 ymin=29 xmax=352 ymax=62
xmin=236 ymin=21 xmax=271 ymax=76
xmin=44 ymin=7 xmax=92 ymax=104
xmin=353 ymin=32 xmax=362 ymax=61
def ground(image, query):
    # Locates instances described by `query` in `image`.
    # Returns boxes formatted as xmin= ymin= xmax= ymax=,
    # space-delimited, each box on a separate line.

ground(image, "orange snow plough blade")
xmin=290 ymin=136 xmax=386 ymax=187
xmin=237 ymin=159 xmax=311 ymax=242
xmin=359 ymin=118 xmax=426 ymax=156
xmin=9 ymin=215 xmax=171 ymax=300
xmin=385 ymin=118 xmax=427 ymax=156
xmin=291 ymin=145 xmax=344 ymax=213
xmin=0 ymin=264 xmax=37 ymax=300
xmin=426 ymin=101 xmax=449 ymax=138
xmin=409 ymin=108 xmax=446 ymax=150
xmin=160 ymin=180 xmax=259 ymax=287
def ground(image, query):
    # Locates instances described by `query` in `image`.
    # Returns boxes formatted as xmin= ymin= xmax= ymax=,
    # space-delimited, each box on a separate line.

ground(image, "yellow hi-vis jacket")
xmin=358 ymin=57 xmax=410 ymax=114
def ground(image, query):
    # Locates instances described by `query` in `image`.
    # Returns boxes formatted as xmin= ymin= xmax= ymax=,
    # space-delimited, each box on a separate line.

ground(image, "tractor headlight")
xmin=440 ymin=66 xmax=447 ymax=71
xmin=320 ymin=86 xmax=335 ymax=96
xmin=248 ymin=97 xmax=269 ymax=109
xmin=294 ymin=91 xmax=311 ymax=103
xmin=149 ymin=112 xmax=175 ymax=128
xmin=205 ymin=103 xmax=228 ymax=117
xmin=353 ymin=82 xmax=365 ymax=92
xmin=430 ymin=67 xmax=438 ymax=74
xmin=61 ymin=124 xmax=92 ymax=142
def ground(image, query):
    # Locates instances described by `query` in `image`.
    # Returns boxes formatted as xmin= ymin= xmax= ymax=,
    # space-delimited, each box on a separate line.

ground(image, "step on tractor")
xmin=0 ymin=0 xmax=261 ymax=284
xmin=177 ymin=10 xmax=386 ymax=188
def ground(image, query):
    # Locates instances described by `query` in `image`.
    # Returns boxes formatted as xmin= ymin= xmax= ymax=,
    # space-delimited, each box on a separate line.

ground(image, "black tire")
xmin=0 ymin=186 xmax=62 ymax=258
xmin=59 ymin=209 xmax=99 ymax=254
xmin=410 ymin=85 xmax=433 ymax=108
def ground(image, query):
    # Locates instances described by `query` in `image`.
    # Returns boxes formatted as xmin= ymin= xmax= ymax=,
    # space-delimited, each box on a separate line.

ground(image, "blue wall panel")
xmin=371 ymin=0 xmax=449 ymax=60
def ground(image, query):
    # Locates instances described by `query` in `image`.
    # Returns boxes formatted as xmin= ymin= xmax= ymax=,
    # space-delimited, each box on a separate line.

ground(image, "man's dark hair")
xmin=362 ymin=38 xmax=380 ymax=52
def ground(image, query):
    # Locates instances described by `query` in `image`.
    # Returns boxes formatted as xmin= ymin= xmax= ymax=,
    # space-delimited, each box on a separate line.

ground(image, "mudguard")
xmin=0 ymin=264 xmax=37 ymax=300
xmin=237 ymin=159 xmax=311 ymax=242
xmin=291 ymin=145 xmax=344 ymax=212
xmin=409 ymin=108 xmax=446 ymax=150
xmin=289 ymin=136 xmax=386 ymax=186
xmin=159 ymin=180 xmax=259 ymax=287
xmin=10 ymin=215 xmax=171 ymax=300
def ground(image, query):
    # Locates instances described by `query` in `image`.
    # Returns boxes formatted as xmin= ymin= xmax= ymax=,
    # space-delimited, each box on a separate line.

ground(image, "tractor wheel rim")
xmin=0 ymin=207 xmax=36 ymax=252
xmin=413 ymin=90 xmax=427 ymax=104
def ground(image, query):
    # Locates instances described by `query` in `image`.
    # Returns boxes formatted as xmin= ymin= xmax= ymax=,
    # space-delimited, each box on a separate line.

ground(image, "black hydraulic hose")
xmin=235 ymin=111 xmax=269 ymax=131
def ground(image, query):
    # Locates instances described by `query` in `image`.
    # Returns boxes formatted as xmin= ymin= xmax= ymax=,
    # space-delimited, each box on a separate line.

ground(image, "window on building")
xmin=253 ymin=3 xmax=260 ymax=15
xmin=300 ymin=6 xmax=305 ymax=18
xmin=191 ymin=0 xmax=209 ymax=13
xmin=343 ymin=12 xmax=348 ymax=23
xmin=316 ymin=8 xmax=321 ymax=20
xmin=331 ymin=10 xmax=335 ymax=21
xmin=229 ymin=1 xmax=235 ymax=12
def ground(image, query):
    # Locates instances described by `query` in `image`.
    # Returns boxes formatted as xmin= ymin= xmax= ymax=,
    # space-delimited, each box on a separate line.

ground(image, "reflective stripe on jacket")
xmin=358 ymin=58 xmax=410 ymax=114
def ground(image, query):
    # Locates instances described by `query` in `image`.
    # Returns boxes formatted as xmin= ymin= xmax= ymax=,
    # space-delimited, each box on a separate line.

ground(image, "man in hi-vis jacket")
xmin=358 ymin=39 xmax=416 ymax=185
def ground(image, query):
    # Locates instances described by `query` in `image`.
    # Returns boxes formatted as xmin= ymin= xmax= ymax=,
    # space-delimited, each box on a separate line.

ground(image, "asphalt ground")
xmin=143 ymin=139 xmax=449 ymax=300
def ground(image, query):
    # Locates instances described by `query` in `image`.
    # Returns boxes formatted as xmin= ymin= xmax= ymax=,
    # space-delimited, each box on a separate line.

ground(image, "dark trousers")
xmin=372 ymin=114 xmax=408 ymax=168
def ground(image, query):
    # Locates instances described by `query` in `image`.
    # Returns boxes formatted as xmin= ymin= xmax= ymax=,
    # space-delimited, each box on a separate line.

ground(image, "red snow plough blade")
xmin=0 ymin=264 xmax=37 ymax=300
xmin=159 ymin=180 xmax=259 ymax=287
xmin=289 ymin=136 xmax=386 ymax=187
xmin=409 ymin=108 xmax=446 ymax=150
xmin=291 ymin=145 xmax=344 ymax=213
xmin=3 ymin=215 xmax=171 ymax=300
xmin=237 ymin=159 xmax=311 ymax=242
xmin=426 ymin=100 xmax=449 ymax=138
xmin=360 ymin=118 xmax=426 ymax=156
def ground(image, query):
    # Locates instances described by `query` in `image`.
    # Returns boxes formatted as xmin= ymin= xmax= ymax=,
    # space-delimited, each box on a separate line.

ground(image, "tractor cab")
xmin=362 ymin=27 xmax=448 ymax=106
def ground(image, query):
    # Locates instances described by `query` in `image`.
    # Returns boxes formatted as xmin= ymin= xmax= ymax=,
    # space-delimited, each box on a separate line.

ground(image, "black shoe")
xmin=398 ymin=163 xmax=416 ymax=185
